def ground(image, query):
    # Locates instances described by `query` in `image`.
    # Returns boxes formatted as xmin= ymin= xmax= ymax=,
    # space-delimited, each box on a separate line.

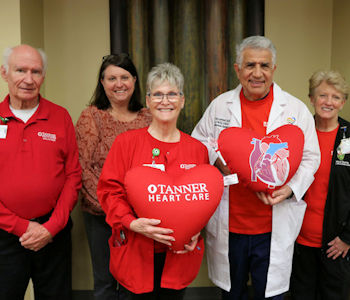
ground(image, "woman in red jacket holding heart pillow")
xmin=97 ymin=63 xmax=210 ymax=300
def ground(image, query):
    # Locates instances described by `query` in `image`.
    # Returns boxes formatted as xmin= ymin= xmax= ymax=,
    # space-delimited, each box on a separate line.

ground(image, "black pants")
xmin=121 ymin=252 xmax=186 ymax=300
xmin=83 ymin=212 xmax=128 ymax=300
xmin=0 ymin=218 xmax=73 ymax=300
xmin=290 ymin=243 xmax=350 ymax=300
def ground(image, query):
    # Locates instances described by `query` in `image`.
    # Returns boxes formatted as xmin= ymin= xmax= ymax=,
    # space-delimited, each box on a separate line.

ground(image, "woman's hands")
xmin=130 ymin=218 xmax=200 ymax=254
xmin=130 ymin=218 xmax=175 ymax=246
xmin=327 ymin=236 xmax=350 ymax=260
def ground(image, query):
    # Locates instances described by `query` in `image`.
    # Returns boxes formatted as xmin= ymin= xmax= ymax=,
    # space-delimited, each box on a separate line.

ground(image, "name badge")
xmin=224 ymin=173 xmax=239 ymax=186
xmin=338 ymin=138 xmax=350 ymax=155
xmin=0 ymin=125 xmax=8 ymax=139
xmin=143 ymin=163 xmax=165 ymax=172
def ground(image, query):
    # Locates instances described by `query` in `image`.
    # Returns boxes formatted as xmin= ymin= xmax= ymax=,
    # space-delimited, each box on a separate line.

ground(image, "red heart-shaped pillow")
xmin=218 ymin=124 xmax=304 ymax=193
xmin=124 ymin=164 xmax=223 ymax=250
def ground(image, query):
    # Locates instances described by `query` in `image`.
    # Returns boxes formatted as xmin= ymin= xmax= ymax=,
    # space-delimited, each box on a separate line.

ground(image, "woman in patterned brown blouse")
xmin=75 ymin=54 xmax=152 ymax=300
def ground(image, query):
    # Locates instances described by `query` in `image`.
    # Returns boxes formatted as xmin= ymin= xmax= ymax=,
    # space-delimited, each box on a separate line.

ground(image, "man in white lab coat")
xmin=192 ymin=36 xmax=320 ymax=299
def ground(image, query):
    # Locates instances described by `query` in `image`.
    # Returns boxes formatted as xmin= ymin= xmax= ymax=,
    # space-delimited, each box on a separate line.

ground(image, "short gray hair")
xmin=236 ymin=36 xmax=276 ymax=68
xmin=146 ymin=62 xmax=184 ymax=94
xmin=309 ymin=70 xmax=348 ymax=100
xmin=2 ymin=46 xmax=48 ymax=74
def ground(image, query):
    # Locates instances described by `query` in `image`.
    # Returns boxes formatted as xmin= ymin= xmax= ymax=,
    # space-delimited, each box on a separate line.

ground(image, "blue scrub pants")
xmin=222 ymin=232 xmax=284 ymax=300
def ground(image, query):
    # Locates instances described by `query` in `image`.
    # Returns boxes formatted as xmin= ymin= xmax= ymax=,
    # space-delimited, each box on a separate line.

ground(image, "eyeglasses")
xmin=147 ymin=92 xmax=183 ymax=103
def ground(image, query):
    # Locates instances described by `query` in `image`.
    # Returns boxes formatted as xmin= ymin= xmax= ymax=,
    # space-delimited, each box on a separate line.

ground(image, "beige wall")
xmin=331 ymin=0 xmax=350 ymax=120
xmin=266 ymin=0 xmax=333 ymax=111
xmin=266 ymin=0 xmax=350 ymax=121
xmin=42 ymin=0 xmax=110 ymax=290
xmin=20 ymin=0 xmax=45 ymax=97
xmin=20 ymin=0 xmax=44 ymax=49
xmin=0 ymin=0 xmax=45 ymax=96
xmin=43 ymin=0 xmax=110 ymax=122
xmin=0 ymin=0 xmax=21 ymax=94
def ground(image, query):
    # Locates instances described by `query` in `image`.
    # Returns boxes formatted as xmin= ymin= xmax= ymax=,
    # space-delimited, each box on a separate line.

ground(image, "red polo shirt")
xmin=0 ymin=95 xmax=81 ymax=237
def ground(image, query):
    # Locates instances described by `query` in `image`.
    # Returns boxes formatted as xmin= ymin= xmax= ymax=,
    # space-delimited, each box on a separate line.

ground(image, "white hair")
xmin=236 ymin=36 xmax=276 ymax=68
xmin=2 ymin=46 xmax=47 ymax=74
xmin=146 ymin=62 xmax=184 ymax=94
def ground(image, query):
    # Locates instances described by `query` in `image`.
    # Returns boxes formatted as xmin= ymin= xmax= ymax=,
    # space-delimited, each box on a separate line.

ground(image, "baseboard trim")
xmin=184 ymin=287 xmax=221 ymax=299
xmin=72 ymin=287 xmax=222 ymax=300
xmin=72 ymin=287 xmax=293 ymax=300
xmin=72 ymin=290 xmax=93 ymax=300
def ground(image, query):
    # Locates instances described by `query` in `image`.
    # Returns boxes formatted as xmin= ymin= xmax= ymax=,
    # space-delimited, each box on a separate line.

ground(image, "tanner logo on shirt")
xmin=38 ymin=131 xmax=57 ymax=142
xmin=180 ymin=164 xmax=196 ymax=170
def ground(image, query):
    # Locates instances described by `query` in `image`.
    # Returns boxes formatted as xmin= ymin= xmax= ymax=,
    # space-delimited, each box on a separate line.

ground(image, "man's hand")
xmin=130 ymin=218 xmax=175 ymax=246
xmin=173 ymin=232 xmax=200 ymax=254
xmin=256 ymin=185 xmax=293 ymax=206
xmin=214 ymin=158 xmax=231 ymax=176
xmin=19 ymin=221 xmax=53 ymax=251
xmin=327 ymin=236 xmax=350 ymax=260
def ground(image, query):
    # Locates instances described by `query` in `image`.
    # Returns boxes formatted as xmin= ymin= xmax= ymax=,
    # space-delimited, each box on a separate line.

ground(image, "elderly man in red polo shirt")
xmin=0 ymin=45 xmax=81 ymax=300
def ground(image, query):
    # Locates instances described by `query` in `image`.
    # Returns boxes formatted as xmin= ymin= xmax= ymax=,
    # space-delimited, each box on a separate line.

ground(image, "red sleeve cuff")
xmin=42 ymin=218 xmax=64 ymax=237
xmin=121 ymin=214 xmax=137 ymax=229
xmin=12 ymin=218 xmax=30 ymax=237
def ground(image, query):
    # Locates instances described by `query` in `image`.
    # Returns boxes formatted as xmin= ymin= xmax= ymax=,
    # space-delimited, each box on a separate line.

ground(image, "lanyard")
xmin=341 ymin=126 xmax=347 ymax=139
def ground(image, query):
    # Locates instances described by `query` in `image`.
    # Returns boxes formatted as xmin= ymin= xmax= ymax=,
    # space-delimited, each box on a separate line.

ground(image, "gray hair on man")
xmin=2 ymin=46 xmax=48 ymax=74
xmin=236 ymin=36 xmax=277 ymax=68
xmin=146 ymin=62 xmax=184 ymax=94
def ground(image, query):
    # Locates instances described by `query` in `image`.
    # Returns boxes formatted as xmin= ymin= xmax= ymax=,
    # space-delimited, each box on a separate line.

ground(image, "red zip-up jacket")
xmin=98 ymin=127 xmax=209 ymax=293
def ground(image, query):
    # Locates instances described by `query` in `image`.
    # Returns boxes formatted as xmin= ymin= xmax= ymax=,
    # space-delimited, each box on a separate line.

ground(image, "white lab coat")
xmin=192 ymin=83 xmax=320 ymax=297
